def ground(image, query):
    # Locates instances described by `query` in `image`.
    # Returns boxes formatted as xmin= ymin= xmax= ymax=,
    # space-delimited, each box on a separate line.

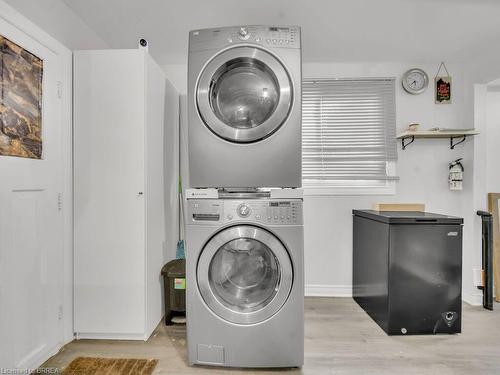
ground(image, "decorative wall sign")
xmin=0 ymin=35 xmax=43 ymax=159
xmin=435 ymin=62 xmax=451 ymax=104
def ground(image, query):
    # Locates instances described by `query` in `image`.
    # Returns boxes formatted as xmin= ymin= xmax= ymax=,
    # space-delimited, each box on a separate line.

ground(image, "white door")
xmin=0 ymin=17 xmax=65 ymax=369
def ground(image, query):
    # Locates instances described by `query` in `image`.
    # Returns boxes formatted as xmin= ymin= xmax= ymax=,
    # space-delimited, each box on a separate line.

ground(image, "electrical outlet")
xmin=473 ymin=268 xmax=483 ymax=287
xmin=58 ymin=305 xmax=63 ymax=320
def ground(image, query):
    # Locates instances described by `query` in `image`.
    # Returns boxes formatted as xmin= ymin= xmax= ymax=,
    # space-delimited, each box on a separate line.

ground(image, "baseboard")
xmin=306 ymin=285 xmax=482 ymax=305
xmin=75 ymin=332 xmax=147 ymax=341
xmin=462 ymin=292 xmax=483 ymax=306
xmin=17 ymin=342 xmax=62 ymax=371
xmin=305 ymin=284 xmax=352 ymax=297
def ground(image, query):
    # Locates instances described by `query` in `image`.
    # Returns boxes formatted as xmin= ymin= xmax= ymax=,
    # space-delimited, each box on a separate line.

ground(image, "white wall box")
xmin=74 ymin=49 xmax=179 ymax=340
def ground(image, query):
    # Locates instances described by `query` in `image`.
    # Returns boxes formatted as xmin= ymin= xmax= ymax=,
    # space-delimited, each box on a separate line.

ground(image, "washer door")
xmin=196 ymin=47 xmax=292 ymax=143
xmin=197 ymin=225 xmax=293 ymax=324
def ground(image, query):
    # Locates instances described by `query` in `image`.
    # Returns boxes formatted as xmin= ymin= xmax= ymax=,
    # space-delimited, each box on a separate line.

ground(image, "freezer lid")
xmin=352 ymin=210 xmax=464 ymax=224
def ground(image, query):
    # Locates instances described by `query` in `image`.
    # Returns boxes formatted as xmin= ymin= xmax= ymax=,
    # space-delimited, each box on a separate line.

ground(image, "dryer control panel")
xmin=187 ymin=199 xmax=303 ymax=226
xmin=189 ymin=25 xmax=301 ymax=51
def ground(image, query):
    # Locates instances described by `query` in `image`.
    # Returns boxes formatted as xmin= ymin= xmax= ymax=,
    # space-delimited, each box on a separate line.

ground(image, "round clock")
xmin=402 ymin=68 xmax=429 ymax=94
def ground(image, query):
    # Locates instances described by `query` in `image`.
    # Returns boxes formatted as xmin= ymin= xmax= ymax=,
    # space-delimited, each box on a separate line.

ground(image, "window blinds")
xmin=302 ymin=78 xmax=398 ymax=184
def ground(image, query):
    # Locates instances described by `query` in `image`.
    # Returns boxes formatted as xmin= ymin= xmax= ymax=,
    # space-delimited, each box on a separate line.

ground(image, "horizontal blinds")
xmin=302 ymin=78 xmax=397 ymax=182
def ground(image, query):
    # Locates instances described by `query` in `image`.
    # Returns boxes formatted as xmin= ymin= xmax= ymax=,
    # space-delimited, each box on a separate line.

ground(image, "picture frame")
xmin=435 ymin=76 xmax=451 ymax=104
xmin=435 ymin=62 xmax=451 ymax=104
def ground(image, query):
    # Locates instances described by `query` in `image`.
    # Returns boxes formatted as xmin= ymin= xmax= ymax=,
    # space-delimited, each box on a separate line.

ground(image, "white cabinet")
xmin=73 ymin=49 xmax=179 ymax=340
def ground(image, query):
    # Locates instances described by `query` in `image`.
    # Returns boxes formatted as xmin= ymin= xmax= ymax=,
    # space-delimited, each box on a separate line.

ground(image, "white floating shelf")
xmin=396 ymin=129 xmax=480 ymax=150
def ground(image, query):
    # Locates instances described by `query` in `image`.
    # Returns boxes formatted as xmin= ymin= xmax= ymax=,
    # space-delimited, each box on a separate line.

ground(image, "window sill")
xmin=303 ymin=182 xmax=396 ymax=196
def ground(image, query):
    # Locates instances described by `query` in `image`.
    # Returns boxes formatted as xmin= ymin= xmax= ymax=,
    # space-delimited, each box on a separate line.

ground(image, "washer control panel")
xmin=187 ymin=199 xmax=303 ymax=225
xmin=189 ymin=25 xmax=301 ymax=51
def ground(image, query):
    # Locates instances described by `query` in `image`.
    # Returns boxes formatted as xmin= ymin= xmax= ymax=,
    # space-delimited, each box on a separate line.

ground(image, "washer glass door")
xmin=197 ymin=225 xmax=293 ymax=324
xmin=197 ymin=47 xmax=292 ymax=143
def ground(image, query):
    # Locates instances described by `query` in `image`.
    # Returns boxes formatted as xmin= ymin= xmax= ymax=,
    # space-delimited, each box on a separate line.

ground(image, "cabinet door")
xmin=74 ymin=50 xmax=145 ymax=337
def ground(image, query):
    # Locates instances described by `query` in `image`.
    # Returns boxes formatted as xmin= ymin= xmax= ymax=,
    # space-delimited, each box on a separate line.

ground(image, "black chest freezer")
xmin=352 ymin=210 xmax=463 ymax=335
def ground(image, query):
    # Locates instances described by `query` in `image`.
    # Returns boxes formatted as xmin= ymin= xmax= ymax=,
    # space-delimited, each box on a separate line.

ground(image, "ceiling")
xmin=62 ymin=0 xmax=500 ymax=65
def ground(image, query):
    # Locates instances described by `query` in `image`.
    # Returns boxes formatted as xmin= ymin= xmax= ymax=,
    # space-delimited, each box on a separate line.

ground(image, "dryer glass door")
xmin=197 ymin=225 xmax=293 ymax=324
xmin=197 ymin=47 xmax=292 ymax=143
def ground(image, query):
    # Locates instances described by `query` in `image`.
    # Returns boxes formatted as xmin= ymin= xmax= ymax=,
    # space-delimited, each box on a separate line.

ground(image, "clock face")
xmin=402 ymin=69 xmax=429 ymax=94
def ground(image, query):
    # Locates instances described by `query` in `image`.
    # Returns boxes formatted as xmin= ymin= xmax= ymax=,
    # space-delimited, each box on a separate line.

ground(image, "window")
xmin=302 ymin=78 xmax=398 ymax=195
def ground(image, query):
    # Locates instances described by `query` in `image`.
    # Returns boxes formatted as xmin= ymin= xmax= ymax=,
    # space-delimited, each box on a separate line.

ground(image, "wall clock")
xmin=402 ymin=68 xmax=429 ymax=95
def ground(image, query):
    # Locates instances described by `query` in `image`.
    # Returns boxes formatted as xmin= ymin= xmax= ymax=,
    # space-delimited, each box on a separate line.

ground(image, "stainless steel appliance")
xmin=352 ymin=210 xmax=463 ymax=335
xmin=185 ymin=195 xmax=304 ymax=367
xmin=187 ymin=26 xmax=302 ymax=188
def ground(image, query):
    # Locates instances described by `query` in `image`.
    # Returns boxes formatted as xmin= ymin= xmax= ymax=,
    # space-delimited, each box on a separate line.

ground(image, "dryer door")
xmin=197 ymin=225 xmax=293 ymax=324
xmin=196 ymin=46 xmax=292 ymax=143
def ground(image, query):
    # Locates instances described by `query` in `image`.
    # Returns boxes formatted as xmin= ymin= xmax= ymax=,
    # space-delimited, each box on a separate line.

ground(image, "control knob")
xmin=237 ymin=203 xmax=251 ymax=217
xmin=238 ymin=27 xmax=250 ymax=40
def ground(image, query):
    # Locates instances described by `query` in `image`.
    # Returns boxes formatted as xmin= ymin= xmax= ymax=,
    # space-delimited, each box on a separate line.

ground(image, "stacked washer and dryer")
xmin=185 ymin=25 xmax=304 ymax=368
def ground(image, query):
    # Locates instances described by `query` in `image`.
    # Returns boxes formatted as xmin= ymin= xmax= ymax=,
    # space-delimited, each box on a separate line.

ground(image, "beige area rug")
xmin=62 ymin=357 xmax=158 ymax=375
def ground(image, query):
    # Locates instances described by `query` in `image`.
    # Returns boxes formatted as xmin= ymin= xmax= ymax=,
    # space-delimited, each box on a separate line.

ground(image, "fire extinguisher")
xmin=449 ymin=158 xmax=464 ymax=191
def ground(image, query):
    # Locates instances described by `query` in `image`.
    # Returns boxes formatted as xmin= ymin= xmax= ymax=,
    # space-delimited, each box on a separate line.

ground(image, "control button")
xmin=256 ymin=214 xmax=261 ymax=219
xmin=281 ymin=215 xmax=285 ymax=219
xmin=266 ymin=39 xmax=270 ymax=43
xmin=238 ymin=27 xmax=250 ymax=40
xmin=286 ymin=40 xmax=289 ymax=44
xmin=287 ymin=216 xmax=291 ymax=219
xmin=272 ymin=39 xmax=277 ymax=43
xmin=227 ymin=214 xmax=233 ymax=220
xmin=237 ymin=203 xmax=251 ymax=218
xmin=274 ymin=216 xmax=278 ymax=219
xmin=239 ymin=27 xmax=248 ymax=37
xmin=255 ymin=37 xmax=260 ymax=42
xmin=267 ymin=216 xmax=272 ymax=219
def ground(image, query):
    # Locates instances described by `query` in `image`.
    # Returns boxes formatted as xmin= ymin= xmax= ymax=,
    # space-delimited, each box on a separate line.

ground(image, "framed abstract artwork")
xmin=0 ymin=35 xmax=43 ymax=159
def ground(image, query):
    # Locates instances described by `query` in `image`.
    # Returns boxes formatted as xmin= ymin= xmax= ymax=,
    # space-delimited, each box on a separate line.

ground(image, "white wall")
xmin=163 ymin=61 xmax=482 ymax=303
xmin=486 ymin=87 xmax=500 ymax=193
xmin=162 ymin=64 xmax=187 ymax=95
xmin=302 ymin=62 xmax=477 ymax=300
xmin=4 ymin=0 xmax=108 ymax=50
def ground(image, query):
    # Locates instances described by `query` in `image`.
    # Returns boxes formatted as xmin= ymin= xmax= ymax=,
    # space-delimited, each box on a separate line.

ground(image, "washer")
xmin=185 ymin=196 xmax=304 ymax=368
xmin=188 ymin=26 xmax=302 ymax=188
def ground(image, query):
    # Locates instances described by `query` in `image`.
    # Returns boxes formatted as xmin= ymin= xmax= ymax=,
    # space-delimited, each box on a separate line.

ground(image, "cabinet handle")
xmin=138 ymin=192 xmax=144 ymax=196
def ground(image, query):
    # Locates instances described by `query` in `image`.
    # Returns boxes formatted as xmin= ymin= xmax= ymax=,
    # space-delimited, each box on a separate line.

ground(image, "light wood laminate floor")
xmin=43 ymin=298 xmax=500 ymax=374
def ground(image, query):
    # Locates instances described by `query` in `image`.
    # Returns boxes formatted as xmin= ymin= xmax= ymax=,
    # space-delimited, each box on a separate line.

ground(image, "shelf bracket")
xmin=401 ymin=136 xmax=415 ymax=150
xmin=450 ymin=135 xmax=466 ymax=149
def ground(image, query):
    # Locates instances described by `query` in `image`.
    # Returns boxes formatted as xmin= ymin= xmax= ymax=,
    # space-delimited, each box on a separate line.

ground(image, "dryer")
xmin=185 ymin=195 xmax=304 ymax=368
xmin=188 ymin=26 xmax=302 ymax=188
